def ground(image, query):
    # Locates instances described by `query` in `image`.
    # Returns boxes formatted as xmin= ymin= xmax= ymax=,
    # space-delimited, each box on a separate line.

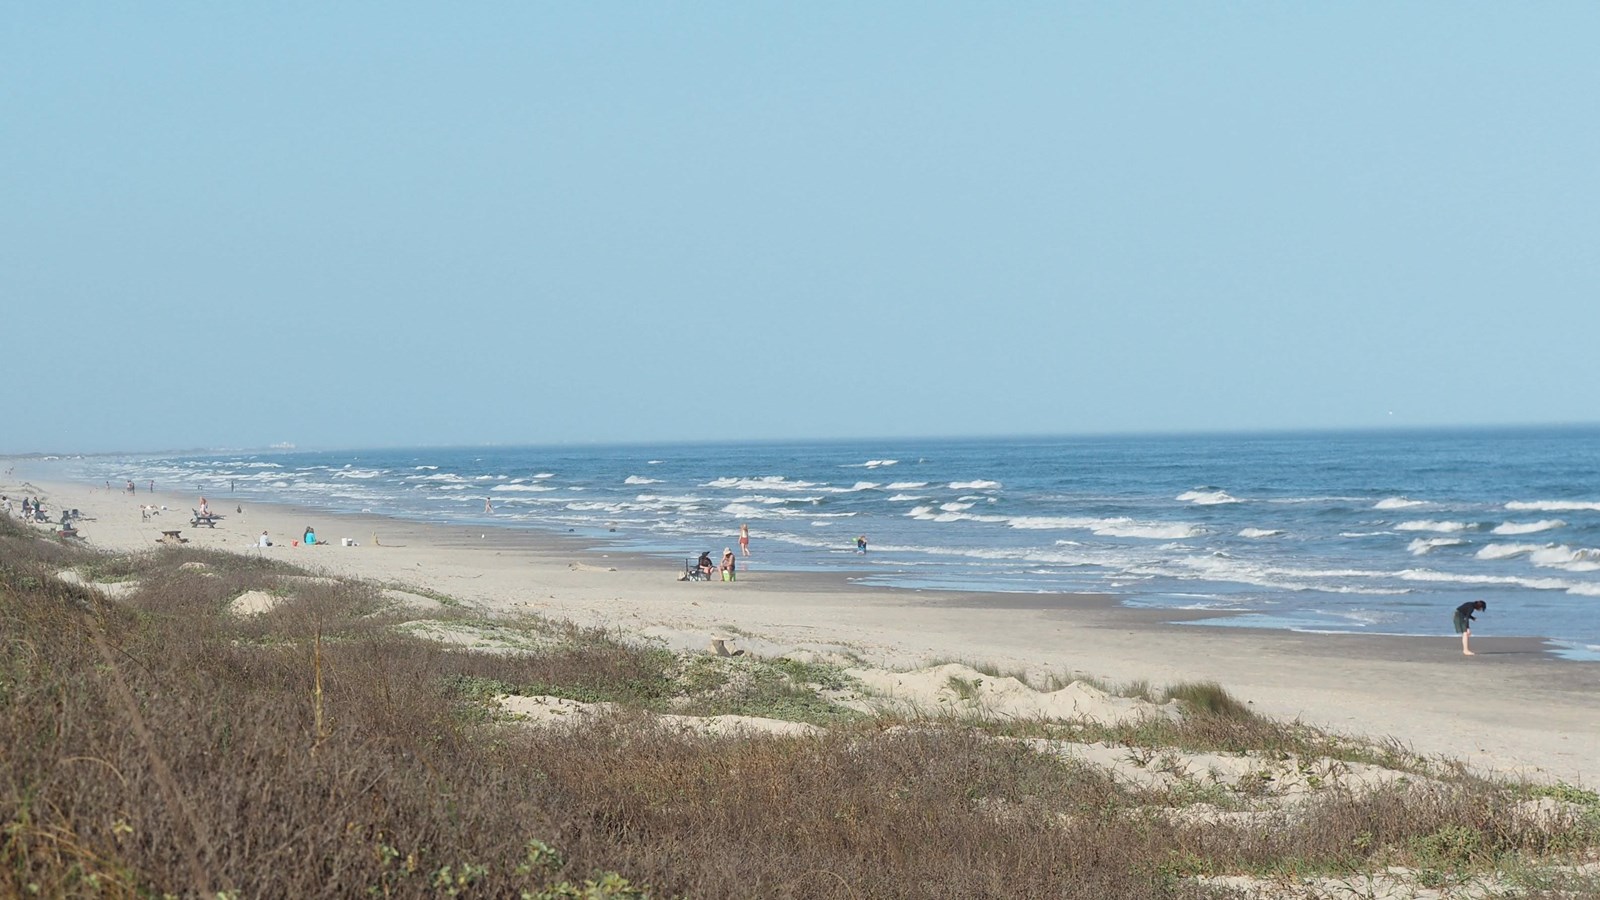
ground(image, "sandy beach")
xmin=9 ymin=468 xmax=1599 ymax=787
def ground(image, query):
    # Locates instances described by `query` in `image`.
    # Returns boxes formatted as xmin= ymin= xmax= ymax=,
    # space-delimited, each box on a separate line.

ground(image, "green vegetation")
xmin=1 ymin=514 xmax=1596 ymax=898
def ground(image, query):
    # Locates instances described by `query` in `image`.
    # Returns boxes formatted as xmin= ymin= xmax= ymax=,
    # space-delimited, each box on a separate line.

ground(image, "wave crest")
xmin=1177 ymin=489 xmax=1241 ymax=505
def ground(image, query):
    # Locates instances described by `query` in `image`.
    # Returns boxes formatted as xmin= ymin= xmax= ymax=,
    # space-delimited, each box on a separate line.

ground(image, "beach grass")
xmin=2 ymin=514 xmax=1597 ymax=899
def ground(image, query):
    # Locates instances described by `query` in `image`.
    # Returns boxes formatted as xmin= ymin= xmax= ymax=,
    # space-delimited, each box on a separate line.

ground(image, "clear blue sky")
xmin=5 ymin=4 xmax=1597 ymax=453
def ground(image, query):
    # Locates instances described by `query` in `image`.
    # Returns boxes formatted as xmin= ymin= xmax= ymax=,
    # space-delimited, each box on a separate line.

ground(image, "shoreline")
xmin=7 ymin=465 xmax=1600 ymax=786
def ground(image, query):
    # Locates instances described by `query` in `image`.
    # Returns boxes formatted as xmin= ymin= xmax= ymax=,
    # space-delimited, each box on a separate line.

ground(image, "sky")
xmin=4 ymin=3 xmax=1598 ymax=454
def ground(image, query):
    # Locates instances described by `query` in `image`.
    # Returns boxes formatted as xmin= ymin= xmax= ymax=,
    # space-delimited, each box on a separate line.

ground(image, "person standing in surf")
xmin=1454 ymin=600 xmax=1486 ymax=656
xmin=739 ymin=522 xmax=750 ymax=557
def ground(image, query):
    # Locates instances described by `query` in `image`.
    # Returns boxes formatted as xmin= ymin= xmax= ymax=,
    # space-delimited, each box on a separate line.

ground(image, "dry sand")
xmin=10 ymin=470 xmax=1600 ymax=787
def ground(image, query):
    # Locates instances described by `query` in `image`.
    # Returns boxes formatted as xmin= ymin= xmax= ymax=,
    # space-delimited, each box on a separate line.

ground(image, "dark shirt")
xmin=1455 ymin=602 xmax=1478 ymax=621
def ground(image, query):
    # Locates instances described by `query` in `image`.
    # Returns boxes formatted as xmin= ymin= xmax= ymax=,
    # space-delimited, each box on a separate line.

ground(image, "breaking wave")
xmin=1408 ymin=537 xmax=1466 ymax=555
xmin=1492 ymin=520 xmax=1564 ymax=535
xmin=1177 ymin=489 xmax=1241 ymax=505
xmin=1395 ymin=520 xmax=1477 ymax=533
xmin=1506 ymin=500 xmax=1600 ymax=512
xmin=1374 ymin=497 xmax=1427 ymax=509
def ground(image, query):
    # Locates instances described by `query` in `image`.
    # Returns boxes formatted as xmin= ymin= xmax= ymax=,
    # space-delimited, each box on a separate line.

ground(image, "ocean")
xmin=57 ymin=428 xmax=1600 ymax=660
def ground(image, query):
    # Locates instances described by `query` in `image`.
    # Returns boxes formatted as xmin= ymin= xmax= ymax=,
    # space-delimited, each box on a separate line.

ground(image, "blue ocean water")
xmin=62 ymin=428 xmax=1600 ymax=660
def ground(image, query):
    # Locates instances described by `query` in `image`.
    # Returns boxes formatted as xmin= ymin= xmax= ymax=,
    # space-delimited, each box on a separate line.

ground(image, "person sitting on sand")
xmin=259 ymin=531 xmax=272 ymax=548
xmin=697 ymin=551 xmax=716 ymax=580
xmin=721 ymin=548 xmax=736 ymax=582
xmin=303 ymin=526 xmax=318 ymax=546
xmin=1454 ymin=600 xmax=1487 ymax=656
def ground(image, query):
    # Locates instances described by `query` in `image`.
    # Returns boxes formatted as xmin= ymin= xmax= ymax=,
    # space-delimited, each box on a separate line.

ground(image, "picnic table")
xmin=190 ymin=514 xmax=219 ymax=528
xmin=159 ymin=530 xmax=188 ymax=545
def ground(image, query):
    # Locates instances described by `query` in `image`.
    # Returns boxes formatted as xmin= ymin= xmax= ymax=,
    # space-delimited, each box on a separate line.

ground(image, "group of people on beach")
xmin=696 ymin=549 xmax=738 ymax=582
xmin=4 ymin=495 xmax=48 ymax=522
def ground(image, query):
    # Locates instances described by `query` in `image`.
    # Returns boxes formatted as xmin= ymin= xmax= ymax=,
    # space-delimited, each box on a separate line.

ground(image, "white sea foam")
xmin=1394 ymin=520 xmax=1476 ymax=533
xmin=940 ymin=502 xmax=975 ymax=512
xmin=1492 ymin=519 xmax=1565 ymax=535
xmin=1177 ymin=489 xmax=1241 ymax=505
xmin=1239 ymin=528 xmax=1284 ymax=538
xmin=886 ymin=494 xmax=925 ymax=502
xmin=1408 ymin=537 xmax=1466 ymax=555
xmin=1169 ymin=556 xmax=1397 ymax=594
xmin=948 ymin=480 xmax=1000 ymax=490
xmin=1100 ymin=522 xmax=1208 ymax=539
xmin=408 ymin=473 xmax=468 ymax=483
xmin=565 ymin=501 xmax=624 ymax=512
xmin=1374 ymin=497 xmax=1427 ymax=509
xmin=492 ymin=484 xmax=557 ymax=493
xmin=843 ymin=459 xmax=899 ymax=468
xmin=721 ymin=502 xmax=769 ymax=519
xmin=706 ymin=476 xmax=819 ymax=492
xmin=885 ymin=481 xmax=928 ymax=490
xmin=1340 ymin=531 xmax=1392 ymax=538
xmin=534 ymin=473 xmax=555 ymax=479
xmin=624 ymin=475 xmax=661 ymax=485
xmin=1506 ymin=500 xmax=1600 ymax=512
xmin=1396 ymin=568 xmax=1579 ymax=592
xmin=634 ymin=494 xmax=704 ymax=506
xmin=334 ymin=468 xmax=384 ymax=479
xmin=1002 ymin=515 xmax=1205 ymax=539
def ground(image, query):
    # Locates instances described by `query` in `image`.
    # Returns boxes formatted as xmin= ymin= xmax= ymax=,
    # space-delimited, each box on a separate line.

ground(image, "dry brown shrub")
xmin=3 ymin=515 xmax=1591 ymax=898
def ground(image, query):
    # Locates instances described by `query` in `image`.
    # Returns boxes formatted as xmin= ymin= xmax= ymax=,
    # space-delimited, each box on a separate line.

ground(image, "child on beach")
xmin=739 ymin=522 xmax=750 ymax=557
xmin=1454 ymin=600 xmax=1487 ymax=656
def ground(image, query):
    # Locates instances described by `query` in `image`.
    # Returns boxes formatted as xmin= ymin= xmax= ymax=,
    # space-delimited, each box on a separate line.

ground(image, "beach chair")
xmin=685 ymin=553 xmax=715 ymax=581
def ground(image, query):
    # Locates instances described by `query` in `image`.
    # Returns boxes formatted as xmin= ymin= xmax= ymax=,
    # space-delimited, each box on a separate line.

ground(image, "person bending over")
xmin=1453 ymin=600 xmax=1487 ymax=656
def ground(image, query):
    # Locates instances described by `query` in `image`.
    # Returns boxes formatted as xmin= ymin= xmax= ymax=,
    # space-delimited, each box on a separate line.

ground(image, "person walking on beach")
xmin=1454 ymin=600 xmax=1487 ymax=656
xmin=484 ymin=496 xmax=493 ymax=514
xmin=739 ymin=522 xmax=750 ymax=557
